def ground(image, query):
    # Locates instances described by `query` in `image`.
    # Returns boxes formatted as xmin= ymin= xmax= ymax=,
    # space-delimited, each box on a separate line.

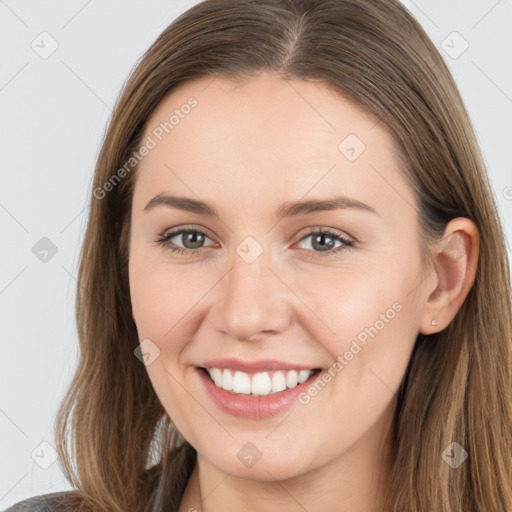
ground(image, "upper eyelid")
xmin=160 ymin=225 xmax=215 ymax=242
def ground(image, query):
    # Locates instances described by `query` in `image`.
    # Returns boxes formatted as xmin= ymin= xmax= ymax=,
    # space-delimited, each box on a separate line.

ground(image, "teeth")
xmin=222 ymin=369 xmax=233 ymax=391
xmin=298 ymin=369 xmax=310 ymax=384
xmin=206 ymin=367 xmax=316 ymax=396
xmin=232 ymin=371 xmax=251 ymax=394
xmin=210 ymin=368 xmax=223 ymax=387
xmin=271 ymin=371 xmax=286 ymax=392
xmin=251 ymin=372 xmax=272 ymax=395
xmin=286 ymin=370 xmax=298 ymax=388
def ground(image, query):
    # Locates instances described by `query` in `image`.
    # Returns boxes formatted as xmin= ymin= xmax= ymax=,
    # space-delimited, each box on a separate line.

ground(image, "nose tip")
xmin=215 ymin=257 xmax=292 ymax=341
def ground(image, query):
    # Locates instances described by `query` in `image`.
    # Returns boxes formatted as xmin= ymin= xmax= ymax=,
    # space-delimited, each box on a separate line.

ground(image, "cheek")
xmin=129 ymin=253 xmax=197 ymax=337
xmin=128 ymin=255 xmax=198 ymax=429
xmin=129 ymin=260 xmax=169 ymax=338
xmin=288 ymin=255 xmax=420 ymax=393
xmin=129 ymin=253 xmax=218 ymax=376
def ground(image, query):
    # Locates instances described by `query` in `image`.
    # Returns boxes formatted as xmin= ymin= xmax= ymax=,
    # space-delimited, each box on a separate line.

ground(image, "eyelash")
xmin=155 ymin=226 xmax=355 ymax=258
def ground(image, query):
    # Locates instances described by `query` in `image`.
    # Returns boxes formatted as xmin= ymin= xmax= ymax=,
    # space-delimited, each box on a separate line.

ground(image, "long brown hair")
xmin=54 ymin=0 xmax=512 ymax=510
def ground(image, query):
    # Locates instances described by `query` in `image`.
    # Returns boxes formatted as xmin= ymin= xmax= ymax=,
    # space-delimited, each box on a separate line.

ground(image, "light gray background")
xmin=1 ymin=0 xmax=511 ymax=508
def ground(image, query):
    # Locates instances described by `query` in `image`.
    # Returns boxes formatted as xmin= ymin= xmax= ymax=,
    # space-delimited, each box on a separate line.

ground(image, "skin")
xmin=128 ymin=71 xmax=479 ymax=512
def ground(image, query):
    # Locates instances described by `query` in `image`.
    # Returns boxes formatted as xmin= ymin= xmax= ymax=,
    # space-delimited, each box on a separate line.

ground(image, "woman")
xmin=7 ymin=0 xmax=511 ymax=510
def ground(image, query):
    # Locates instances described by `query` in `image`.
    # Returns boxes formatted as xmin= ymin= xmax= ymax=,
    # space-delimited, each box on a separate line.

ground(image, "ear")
xmin=418 ymin=217 xmax=479 ymax=335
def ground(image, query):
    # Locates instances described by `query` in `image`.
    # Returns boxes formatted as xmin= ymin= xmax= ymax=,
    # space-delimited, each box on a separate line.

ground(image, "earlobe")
xmin=419 ymin=217 xmax=479 ymax=335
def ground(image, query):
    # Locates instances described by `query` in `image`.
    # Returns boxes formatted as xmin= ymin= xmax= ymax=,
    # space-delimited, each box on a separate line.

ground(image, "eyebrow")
xmin=143 ymin=193 xmax=378 ymax=220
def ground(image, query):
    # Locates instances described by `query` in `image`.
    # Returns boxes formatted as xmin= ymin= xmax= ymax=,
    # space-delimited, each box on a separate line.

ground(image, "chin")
xmin=201 ymin=439 xmax=317 ymax=482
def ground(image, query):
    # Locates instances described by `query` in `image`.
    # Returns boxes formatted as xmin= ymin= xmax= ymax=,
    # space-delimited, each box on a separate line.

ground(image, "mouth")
xmin=198 ymin=366 xmax=322 ymax=397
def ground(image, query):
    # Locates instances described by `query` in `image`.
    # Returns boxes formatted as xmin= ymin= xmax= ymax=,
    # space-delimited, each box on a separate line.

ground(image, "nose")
xmin=214 ymin=248 xmax=292 ymax=341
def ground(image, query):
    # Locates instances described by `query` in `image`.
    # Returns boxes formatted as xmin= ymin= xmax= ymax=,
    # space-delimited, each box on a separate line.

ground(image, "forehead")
xmin=132 ymin=72 xmax=414 ymax=222
xmin=142 ymin=71 xmax=391 ymax=159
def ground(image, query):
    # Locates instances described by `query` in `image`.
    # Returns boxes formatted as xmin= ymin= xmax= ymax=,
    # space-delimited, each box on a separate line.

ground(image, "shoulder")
xmin=3 ymin=491 xmax=80 ymax=512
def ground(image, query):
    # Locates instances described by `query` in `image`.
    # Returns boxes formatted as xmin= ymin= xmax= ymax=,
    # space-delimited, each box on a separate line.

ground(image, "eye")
xmin=295 ymin=228 xmax=354 ymax=257
xmin=155 ymin=227 xmax=216 ymax=255
xmin=155 ymin=226 xmax=355 ymax=257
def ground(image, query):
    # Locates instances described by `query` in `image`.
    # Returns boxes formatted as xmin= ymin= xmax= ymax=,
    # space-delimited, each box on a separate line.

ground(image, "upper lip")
xmin=198 ymin=358 xmax=322 ymax=372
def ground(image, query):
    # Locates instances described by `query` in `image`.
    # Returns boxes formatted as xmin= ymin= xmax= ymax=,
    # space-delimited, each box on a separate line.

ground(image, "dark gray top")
xmin=3 ymin=491 xmax=74 ymax=511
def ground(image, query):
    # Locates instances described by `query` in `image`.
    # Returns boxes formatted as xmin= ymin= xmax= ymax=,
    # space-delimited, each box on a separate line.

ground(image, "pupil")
xmin=184 ymin=231 xmax=204 ymax=248
xmin=313 ymin=234 xmax=334 ymax=251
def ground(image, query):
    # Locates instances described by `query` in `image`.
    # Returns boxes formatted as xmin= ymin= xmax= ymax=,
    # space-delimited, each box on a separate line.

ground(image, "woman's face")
xmin=129 ymin=72 xmax=428 ymax=482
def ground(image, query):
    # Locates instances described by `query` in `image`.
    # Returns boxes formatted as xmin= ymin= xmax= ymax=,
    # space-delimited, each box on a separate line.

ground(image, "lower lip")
xmin=196 ymin=367 xmax=322 ymax=419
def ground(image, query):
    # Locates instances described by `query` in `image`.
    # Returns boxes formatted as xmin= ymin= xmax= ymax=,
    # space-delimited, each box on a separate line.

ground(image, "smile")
xmin=205 ymin=367 xmax=321 ymax=396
